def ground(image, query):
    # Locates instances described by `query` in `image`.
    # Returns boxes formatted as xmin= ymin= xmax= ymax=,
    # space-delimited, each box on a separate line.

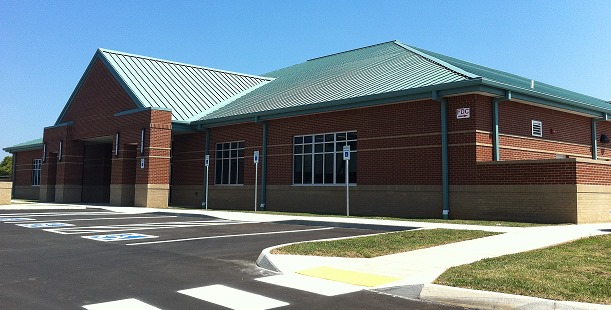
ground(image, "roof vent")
xmin=531 ymin=80 xmax=535 ymax=89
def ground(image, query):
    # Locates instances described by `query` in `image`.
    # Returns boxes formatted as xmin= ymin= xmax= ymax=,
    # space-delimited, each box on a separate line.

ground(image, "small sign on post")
xmin=254 ymin=151 xmax=260 ymax=212
xmin=343 ymin=145 xmax=350 ymax=216
xmin=204 ymin=155 xmax=210 ymax=210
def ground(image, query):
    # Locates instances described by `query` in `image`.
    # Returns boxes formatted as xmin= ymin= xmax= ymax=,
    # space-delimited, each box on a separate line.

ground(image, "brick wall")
xmin=13 ymin=149 xmax=42 ymax=187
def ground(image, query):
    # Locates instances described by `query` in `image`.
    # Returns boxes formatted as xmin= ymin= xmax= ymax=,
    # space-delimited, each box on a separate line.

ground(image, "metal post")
xmin=254 ymin=150 xmax=259 ymax=212
xmin=346 ymin=157 xmax=349 ymax=216
xmin=343 ymin=145 xmax=350 ymax=216
xmin=204 ymin=155 xmax=209 ymax=210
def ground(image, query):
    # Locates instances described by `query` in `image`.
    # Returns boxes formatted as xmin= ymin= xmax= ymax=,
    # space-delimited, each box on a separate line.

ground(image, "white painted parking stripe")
xmin=178 ymin=284 xmax=288 ymax=310
xmin=0 ymin=211 xmax=116 ymax=217
xmin=45 ymin=220 xmax=253 ymax=235
xmin=83 ymin=298 xmax=161 ymax=310
xmin=19 ymin=215 xmax=178 ymax=223
xmin=126 ymin=227 xmax=335 ymax=246
xmin=255 ymin=274 xmax=363 ymax=296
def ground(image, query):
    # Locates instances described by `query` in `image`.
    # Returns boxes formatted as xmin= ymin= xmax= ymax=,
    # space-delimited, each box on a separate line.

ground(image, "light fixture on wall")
xmin=600 ymin=134 xmax=609 ymax=144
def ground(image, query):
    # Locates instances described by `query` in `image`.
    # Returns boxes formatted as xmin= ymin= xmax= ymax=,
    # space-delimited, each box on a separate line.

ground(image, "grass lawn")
xmin=435 ymin=234 xmax=611 ymax=305
xmin=271 ymin=228 xmax=499 ymax=258
xmin=208 ymin=209 xmax=551 ymax=227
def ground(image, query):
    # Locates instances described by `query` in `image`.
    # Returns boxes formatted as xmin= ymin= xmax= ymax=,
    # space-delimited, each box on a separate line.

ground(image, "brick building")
xmin=5 ymin=41 xmax=611 ymax=223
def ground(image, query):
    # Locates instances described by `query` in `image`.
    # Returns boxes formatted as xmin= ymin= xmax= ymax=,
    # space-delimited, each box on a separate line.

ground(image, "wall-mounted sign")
xmin=140 ymin=158 xmax=145 ymax=169
xmin=456 ymin=107 xmax=470 ymax=119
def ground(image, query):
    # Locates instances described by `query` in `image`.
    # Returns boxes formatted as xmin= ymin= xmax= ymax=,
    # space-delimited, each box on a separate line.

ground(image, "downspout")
xmin=592 ymin=119 xmax=598 ymax=160
xmin=440 ymin=98 xmax=449 ymax=220
xmin=260 ymin=121 xmax=268 ymax=210
xmin=202 ymin=128 xmax=210 ymax=208
xmin=11 ymin=153 xmax=16 ymax=198
xmin=492 ymin=98 xmax=500 ymax=161
xmin=592 ymin=113 xmax=609 ymax=160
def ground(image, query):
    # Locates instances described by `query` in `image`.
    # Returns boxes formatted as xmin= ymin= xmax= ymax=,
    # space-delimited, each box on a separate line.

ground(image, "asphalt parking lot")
xmin=0 ymin=208 xmax=466 ymax=309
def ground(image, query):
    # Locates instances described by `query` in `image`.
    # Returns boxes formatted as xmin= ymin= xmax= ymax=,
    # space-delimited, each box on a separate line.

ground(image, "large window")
xmin=32 ymin=159 xmax=42 ymax=186
xmin=215 ymin=141 xmax=244 ymax=185
xmin=293 ymin=131 xmax=357 ymax=185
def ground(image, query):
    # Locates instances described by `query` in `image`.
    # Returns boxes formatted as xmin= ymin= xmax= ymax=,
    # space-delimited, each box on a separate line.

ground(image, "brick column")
xmin=110 ymin=144 xmax=137 ymax=206
xmin=134 ymin=110 xmax=172 ymax=208
xmin=54 ymin=139 xmax=84 ymax=203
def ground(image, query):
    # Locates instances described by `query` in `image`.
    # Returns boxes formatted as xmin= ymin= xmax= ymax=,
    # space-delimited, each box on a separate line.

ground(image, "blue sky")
xmin=1 ymin=0 xmax=611 ymax=158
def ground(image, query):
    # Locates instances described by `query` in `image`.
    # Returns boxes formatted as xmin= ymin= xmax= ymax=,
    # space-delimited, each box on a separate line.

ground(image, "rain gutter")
xmin=432 ymin=90 xmax=449 ymax=220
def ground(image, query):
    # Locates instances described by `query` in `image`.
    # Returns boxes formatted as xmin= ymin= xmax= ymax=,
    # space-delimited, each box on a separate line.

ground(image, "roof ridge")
xmin=306 ymin=40 xmax=398 ymax=62
xmin=393 ymin=42 xmax=479 ymax=79
xmin=98 ymin=48 xmax=272 ymax=81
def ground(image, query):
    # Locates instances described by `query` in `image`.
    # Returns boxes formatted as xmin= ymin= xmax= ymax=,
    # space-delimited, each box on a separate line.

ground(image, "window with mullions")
xmin=293 ymin=131 xmax=357 ymax=185
xmin=215 ymin=141 xmax=244 ymax=185
xmin=32 ymin=159 xmax=42 ymax=186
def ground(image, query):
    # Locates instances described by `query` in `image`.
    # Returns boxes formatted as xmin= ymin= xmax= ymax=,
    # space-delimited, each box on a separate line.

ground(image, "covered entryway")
xmin=81 ymin=139 xmax=113 ymax=204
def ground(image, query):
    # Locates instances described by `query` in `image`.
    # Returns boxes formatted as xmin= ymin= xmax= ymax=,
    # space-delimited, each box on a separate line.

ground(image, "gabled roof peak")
xmin=97 ymin=48 xmax=272 ymax=81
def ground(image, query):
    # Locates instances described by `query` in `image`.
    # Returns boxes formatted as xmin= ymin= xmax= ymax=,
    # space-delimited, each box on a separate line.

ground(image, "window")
xmin=293 ymin=131 xmax=357 ymax=185
xmin=215 ymin=141 xmax=244 ymax=185
xmin=531 ymin=120 xmax=543 ymax=137
xmin=32 ymin=159 xmax=42 ymax=186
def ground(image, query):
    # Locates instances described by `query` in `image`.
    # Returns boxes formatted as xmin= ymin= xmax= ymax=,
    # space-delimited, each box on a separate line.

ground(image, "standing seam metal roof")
xmin=199 ymin=41 xmax=469 ymax=121
xmin=98 ymin=49 xmax=272 ymax=122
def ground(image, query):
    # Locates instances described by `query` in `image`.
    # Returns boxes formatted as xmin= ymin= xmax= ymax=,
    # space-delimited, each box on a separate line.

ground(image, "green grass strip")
xmin=435 ymin=234 xmax=611 ymax=305
xmin=272 ymin=228 xmax=499 ymax=258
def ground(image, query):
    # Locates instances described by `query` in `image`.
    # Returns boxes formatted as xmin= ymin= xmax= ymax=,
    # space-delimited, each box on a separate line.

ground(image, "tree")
xmin=0 ymin=156 xmax=12 ymax=178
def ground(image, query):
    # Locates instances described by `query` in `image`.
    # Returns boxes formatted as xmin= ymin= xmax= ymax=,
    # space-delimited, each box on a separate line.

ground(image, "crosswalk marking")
xmin=44 ymin=220 xmax=252 ymax=235
xmin=178 ymin=285 xmax=289 ymax=310
xmin=255 ymin=274 xmax=363 ymax=296
xmin=83 ymin=298 xmax=161 ymax=310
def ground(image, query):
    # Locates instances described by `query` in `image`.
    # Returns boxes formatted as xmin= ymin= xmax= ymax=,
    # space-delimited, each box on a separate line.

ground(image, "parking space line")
xmin=44 ymin=220 xmax=255 ymax=235
xmin=16 ymin=215 xmax=178 ymax=223
xmin=126 ymin=227 xmax=335 ymax=246
xmin=178 ymin=284 xmax=289 ymax=310
xmin=83 ymin=298 xmax=162 ymax=310
xmin=0 ymin=211 xmax=117 ymax=217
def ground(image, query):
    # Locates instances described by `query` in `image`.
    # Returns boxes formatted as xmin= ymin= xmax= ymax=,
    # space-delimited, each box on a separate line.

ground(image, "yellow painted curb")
xmin=297 ymin=266 xmax=401 ymax=287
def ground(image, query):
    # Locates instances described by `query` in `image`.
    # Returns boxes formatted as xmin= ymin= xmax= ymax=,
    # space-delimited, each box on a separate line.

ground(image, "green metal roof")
xmin=3 ymin=138 xmax=43 ymax=153
xmin=194 ymin=40 xmax=611 ymax=125
xmin=56 ymin=49 xmax=272 ymax=124
xmin=197 ymin=41 xmax=470 ymax=121
xmin=407 ymin=45 xmax=611 ymax=112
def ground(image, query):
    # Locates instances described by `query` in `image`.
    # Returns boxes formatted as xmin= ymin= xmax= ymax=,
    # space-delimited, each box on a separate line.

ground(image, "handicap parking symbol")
xmin=0 ymin=218 xmax=34 ymax=222
xmin=16 ymin=222 xmax=74 ymax=228
xmin=82 ymin=233 xmax=158 ymax=242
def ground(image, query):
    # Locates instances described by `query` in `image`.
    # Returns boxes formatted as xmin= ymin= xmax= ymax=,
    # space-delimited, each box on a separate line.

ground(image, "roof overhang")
xmin=192 ymin=78 xmax=611 ymax=129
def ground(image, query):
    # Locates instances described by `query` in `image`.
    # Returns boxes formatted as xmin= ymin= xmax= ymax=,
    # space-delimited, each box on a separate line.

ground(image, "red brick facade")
xmin=8 ymin=58 xmax=611 ymax=223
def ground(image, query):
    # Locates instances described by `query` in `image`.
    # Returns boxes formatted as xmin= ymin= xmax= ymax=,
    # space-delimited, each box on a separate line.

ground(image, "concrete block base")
xmin=135 ymin=184 xmax=169 ymax=208
xmin=0 ymin=181 xmax=12 ymax=205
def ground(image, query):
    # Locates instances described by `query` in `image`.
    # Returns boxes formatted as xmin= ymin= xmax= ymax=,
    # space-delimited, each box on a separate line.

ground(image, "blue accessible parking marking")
xmin=16 ymin=222 xmax=75 ymax=228
xmin=0 ymin=218 xmax=35 ymax=222
xmin=82 ymin=233 xmax=158 ymax=242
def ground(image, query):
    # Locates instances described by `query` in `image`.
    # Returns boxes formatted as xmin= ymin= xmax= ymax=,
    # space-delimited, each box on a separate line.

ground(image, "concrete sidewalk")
xmin=4 ymin=203 xmax=611 ymax=309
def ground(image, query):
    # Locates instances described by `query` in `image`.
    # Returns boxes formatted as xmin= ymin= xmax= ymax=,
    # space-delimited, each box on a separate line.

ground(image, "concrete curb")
xmin=419 ymin=284 xmax=611 ymax=310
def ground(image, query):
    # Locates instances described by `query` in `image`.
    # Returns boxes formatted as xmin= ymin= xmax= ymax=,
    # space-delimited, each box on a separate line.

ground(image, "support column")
xmin=110 ymin=144 xmax=137 ymax=206
xmin=54 ymin=139 xmax=84 ymax=203
xmin=134 ymin=110 xmax=172 ymax=208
